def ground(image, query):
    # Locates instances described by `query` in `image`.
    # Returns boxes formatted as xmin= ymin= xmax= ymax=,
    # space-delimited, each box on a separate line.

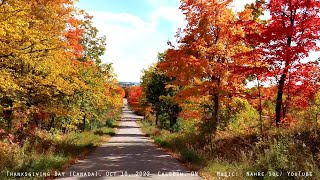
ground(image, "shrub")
xmin=171 ymin=119 xmax=183 ymax=133
xmin=255 ymin=138 xmax=290 ymax=172
xmin=0 ymin=142 xmax=24 ymax=171
xmin=154 ymin=137 xmax=170 ymax=148
xmin=180 ymin=149 xmax=202 ymax=164
xmin=223 ymin=98 xmax=259 ymax=134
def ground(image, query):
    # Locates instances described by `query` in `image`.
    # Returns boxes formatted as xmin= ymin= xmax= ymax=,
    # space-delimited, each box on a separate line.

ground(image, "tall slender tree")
xmin=260 ymin=0 xmax=320 ymax=126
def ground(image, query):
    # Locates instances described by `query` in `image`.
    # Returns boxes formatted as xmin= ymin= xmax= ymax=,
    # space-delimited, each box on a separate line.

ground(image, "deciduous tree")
xmin=259 ymin=0 xmax=320 ymax=126
xmin=158 ymin=0 xmax=249 ymax=133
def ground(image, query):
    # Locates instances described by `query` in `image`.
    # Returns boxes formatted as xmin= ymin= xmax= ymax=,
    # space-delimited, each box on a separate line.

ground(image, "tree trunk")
xmin=213 ymin=92 xmax=220 ymax=132
xmin=48 ymin=116 xmax=55 ymax=130
xmin=4 ymin=109 xmax=13 ymax=131
xmin=169 ymin=114 xmax=178 ymax=132
xmin=282 ymin=73 xmax=291 ymax=120
xmin=155 ymin=111 xmax=159 ymax=126
xmin=275 ymin=74 xmax=286 ymax=127
xmin=276 ymin=33 xmax=292 ymax=127
xmin=210 ymin=76 xmax=221 ymax=133
xmin=82 ymin=113 xmax=86 ymax=132
xmin=282 ymin=104 xmax=287 ymax=121
xmin=34 ymin=117 xmax=39 ymax=127
xmin=3 ymin=100 xmax=13 ymax=131
xmin=257 ymin=79 xmax=263 ymax=135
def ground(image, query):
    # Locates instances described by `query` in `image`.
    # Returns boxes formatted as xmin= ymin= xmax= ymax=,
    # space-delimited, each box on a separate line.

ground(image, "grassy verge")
xmin=0 ymin=119 xmax=119 ymax=179
xmin=139 ymin=120 xmax=320 ymax=180
xmin=138 ymin=120 xmax=205 ymax=170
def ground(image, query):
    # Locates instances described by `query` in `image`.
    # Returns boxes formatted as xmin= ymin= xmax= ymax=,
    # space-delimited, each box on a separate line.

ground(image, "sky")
xmin=76 ymin=0 xmax=319 ymax=82
xmin=75 ymin=0 xmax=257 ymax=82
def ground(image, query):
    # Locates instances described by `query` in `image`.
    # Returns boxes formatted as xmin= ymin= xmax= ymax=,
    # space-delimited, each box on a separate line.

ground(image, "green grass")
xmin=94 ymin=126 xmax=116 ymax=136
xmin=138 ymin=120 xmax=158 ymax=137
xmin=154 ymin=136 xmax=171 ymax=148
xmin=180 ymin=149 xmax=202 ymax=164
xmin=139 ymin=118 xmax=320 ymax=180
xmin=18 ymin=154 xmax=68 ymax=172
xmin=0 ymin=120 xmax=118 ymax=179
xmin=139 ymin=120 xmax=205 ymax=166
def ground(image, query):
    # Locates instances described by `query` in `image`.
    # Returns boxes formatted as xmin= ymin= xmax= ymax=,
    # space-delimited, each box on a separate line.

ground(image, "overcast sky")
xmin=76 ymin=0 xmax=319 ymax=82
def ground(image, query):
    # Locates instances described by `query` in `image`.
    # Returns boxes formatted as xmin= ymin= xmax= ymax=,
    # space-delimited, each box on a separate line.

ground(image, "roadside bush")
xmin=17 ymin=154 xmax=67 ymax=172
xmin=223 ymin=98 xmax=259 ymax=134
xmin=180 ymin=149 xmax=202 ymax=164
xmin=0 ymin=123 xmax=116 ymax=177
xmin=254 ymin=138 xmax=290 ymax=172
xmin=0 ymin=142 xmax=24 ymax=171
xmin=154 ymin=136 xmax=170 ymax=148
xmin=171 ymin=119 xmax=183 ymax=132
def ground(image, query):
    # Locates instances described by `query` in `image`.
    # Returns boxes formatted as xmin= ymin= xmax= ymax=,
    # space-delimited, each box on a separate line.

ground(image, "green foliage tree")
xmin=78 ymin=13 xmax=106 ymax=65
xmin=141 ymin=52 xmax=181 ymax=131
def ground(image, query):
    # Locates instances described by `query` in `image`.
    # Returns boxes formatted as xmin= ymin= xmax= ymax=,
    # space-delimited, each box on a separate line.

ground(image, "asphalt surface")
xmin=58 ymin=99 xmax=202 ymax=180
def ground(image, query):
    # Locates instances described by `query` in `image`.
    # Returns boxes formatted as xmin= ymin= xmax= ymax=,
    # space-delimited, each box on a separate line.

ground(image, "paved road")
xmin=58 ymin=99 xmax=202 ymax=180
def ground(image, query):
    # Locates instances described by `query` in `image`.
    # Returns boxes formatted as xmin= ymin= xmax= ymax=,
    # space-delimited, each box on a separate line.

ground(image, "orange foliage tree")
xmin=158 ymin=0 xmax=250 ymax=133
xmin=127 ymin=86 xmax=143 ymax=114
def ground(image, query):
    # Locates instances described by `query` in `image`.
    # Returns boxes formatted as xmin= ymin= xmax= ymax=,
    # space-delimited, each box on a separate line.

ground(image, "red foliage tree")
xmin=127 ymin=86 xmax=143 ymax=114
xmin=259 ymin=0 xmax=320 ymax=126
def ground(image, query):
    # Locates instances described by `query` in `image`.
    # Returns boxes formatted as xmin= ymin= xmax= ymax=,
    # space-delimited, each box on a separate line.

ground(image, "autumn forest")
xmin=1 ymin=0 xmax=320 ymax=179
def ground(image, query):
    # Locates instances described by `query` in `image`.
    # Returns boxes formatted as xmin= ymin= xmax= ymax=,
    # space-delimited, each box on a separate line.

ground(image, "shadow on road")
xmin=63 ymin=144 xmax=191 ymax=175
xmin=111 ymin=125 xmax=139 ymax=129
xmin=59 ymin=99 xmax=201 ymax=180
